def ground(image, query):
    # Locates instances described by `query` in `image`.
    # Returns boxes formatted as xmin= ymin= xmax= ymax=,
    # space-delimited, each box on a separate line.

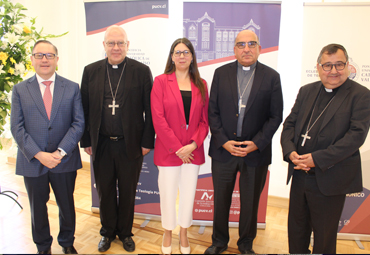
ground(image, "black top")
xmin=181 ymin=90 xmax=192 ymax=125
xmin=100 ymin=59 xmax=126 ymax=136
xmin=297 ymin=85 xmax=339 ymax=171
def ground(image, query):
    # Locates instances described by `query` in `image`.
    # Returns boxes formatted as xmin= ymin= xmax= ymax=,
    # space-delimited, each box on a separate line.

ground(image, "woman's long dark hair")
xmin=164 ymin=38 xmax=207 ymax=102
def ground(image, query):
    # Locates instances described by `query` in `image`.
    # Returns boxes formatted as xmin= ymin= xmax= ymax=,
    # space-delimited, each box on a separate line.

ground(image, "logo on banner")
xmin=348 ymin=58 xmax=370 ymax=84
xmin=201 ymin=192 xmax=213 ymax=200
xmin=348 ymin=58 xmax=359 ymax=81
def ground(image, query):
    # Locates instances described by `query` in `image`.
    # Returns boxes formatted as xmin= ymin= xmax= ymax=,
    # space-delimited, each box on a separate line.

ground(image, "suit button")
xmin=233 ymin=133 xmax=236 ymax=135
xmin=169 ymin=148 xmax=173 ymax=152
xmin=236 ymin=114 xmax=239 ymax=117
xmin=181 ymin=124 xmax=186 ymax=129
xmin=48 ymin=127 xmax=52 ymax=130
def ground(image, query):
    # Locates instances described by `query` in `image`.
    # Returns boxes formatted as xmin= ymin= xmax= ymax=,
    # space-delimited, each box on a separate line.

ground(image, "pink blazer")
xmin=151 ymin=73 xmax=209 ymax=166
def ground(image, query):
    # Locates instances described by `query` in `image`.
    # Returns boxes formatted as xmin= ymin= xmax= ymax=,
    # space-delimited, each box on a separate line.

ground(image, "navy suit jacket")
xmin=208 ymin=60 xmax=283 ymax=167
xmin=281 ymin=79 xmax=370 ymax=196
xmin=11 ymin=74 xmax=85 ymax=177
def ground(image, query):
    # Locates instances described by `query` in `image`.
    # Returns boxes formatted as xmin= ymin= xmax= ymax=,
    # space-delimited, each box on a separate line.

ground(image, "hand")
xmin=34 ymin=151 xmax=61 ymax=169
xmin=142 ymin=147 xmax=151 ymax=156
xmin=222 ymin=140 xmax=257 ymax=157
xmin=289 ymin=151 xmax=300 ymax=162
xmin=290 ymin=151 xmax=314 ymax=171
xmin=84 ymin=147 xmax=92 ymax=155
xmin=51 ymin=150 xmax=63 ymax=160
xmin=176 ymin=142 xmax=197 ymax=164
xmin=239 ymin=141 xmax=258 ymax=154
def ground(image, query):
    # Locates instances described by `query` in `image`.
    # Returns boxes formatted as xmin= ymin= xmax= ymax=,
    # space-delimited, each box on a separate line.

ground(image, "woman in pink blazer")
xmin=151 ymin=38 xmax=209 ymax=254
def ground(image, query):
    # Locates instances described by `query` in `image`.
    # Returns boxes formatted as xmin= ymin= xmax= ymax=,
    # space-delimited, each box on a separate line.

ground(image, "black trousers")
xmin=288 ymin=170 xmax=346 ymax=254
xmin=211 ymin=157 xmax=268 ymax=250
xmin=93 ymin=135 xmax=143 ymax=239
xmin=24 ymin=171 xmax=77 ymax=252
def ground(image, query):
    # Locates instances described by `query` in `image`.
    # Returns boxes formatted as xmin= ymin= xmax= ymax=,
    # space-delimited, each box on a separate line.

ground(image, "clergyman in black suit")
xmin=80 ymin=25 xmax=155 ymax=253
xmin=206 ymin=30 xmax=283 ymax=254
xmin=281 ymin=44 xmax=370 ymax=254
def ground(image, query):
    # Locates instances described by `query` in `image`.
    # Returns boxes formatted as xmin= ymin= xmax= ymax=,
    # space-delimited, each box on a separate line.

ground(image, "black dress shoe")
xmin=204 ymin=244 xmax=228 ymax=254
xmin=121 ymin=236 xmax=135 ymax=252
xmin=98 ymin=236 xmax=114 ymax=252
xmin=62 ymin=246 xmax=78 ymax=254
xmin=238 ymin=248 xmax=255 ymax=254
xmin=37 ymin=247 xmax=51 ymax=254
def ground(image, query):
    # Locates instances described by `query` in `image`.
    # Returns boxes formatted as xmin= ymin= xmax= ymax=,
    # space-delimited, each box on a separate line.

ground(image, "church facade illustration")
xmin=183 ymin=12 xmax=261 ymax=63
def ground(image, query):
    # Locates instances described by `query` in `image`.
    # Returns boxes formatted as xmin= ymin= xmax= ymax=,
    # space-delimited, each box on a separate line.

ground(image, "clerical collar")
xmin=322 ymin=84 xmax=339 ymax=93
xmin=238 ymin=61 xmax=257 ymax=72
xmin=107 ymin=59 xmax=126 ymax=69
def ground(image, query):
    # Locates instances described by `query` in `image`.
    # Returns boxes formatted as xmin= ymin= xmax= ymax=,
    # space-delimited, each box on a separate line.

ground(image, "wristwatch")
xmin=58 ymin=149 xmax=66 ymax=157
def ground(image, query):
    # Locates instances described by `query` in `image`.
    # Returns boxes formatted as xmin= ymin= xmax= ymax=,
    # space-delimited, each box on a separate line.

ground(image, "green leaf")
xmin=14 ymin=3 xmax=24 ymax=9
xmin=0 ymin=110 xmax=6 ymax=119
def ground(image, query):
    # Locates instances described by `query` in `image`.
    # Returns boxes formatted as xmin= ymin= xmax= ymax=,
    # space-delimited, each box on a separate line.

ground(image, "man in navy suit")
xmin=11 ymin=40 xmax=84 ymax=254
xmin=206 ymin=30 xmax=283 ymax=254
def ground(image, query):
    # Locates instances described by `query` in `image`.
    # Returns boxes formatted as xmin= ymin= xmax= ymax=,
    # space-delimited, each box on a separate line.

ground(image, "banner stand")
xmin=337 ymin=233 xmax=370 ymax=249
xmin=133 ymin=213 xmax=161 ymax=227
xmin=310 ymin=233 xmax=369 ymax=250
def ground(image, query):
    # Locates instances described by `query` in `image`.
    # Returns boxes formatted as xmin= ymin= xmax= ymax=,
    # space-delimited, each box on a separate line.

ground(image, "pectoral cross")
xmin=109 ymin=100 xmax=119 ymax=115
xmin=301 ymin=132 xmax=311 ymax=146
xmin=239 ymin=98 xmax=246 ymax=113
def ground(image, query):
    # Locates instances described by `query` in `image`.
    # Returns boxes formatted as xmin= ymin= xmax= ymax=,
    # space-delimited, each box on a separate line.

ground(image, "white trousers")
xmin=158 ymin=164 xmax=200 ymax=230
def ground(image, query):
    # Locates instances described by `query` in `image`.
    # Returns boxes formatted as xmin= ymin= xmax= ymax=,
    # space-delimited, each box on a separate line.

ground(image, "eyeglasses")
xmin=173 ymin=50 xmax=191 ymax=57
xmin=32 ymin=53 xmax=56 ymax=59
xmin=105 ymin=41 xmax=127 ymax=48
xmin=235 ymin=41 xmax=259 ymax=49
xmin=319 ymin=62 xmax=347 ymax=71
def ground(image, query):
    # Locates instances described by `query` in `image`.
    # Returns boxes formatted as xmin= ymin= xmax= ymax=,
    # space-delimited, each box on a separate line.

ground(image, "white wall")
xmin=11 ymin=0 xmax=369 ymax=198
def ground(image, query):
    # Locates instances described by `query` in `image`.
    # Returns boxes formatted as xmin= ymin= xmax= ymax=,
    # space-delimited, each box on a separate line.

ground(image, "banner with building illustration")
xmin=183 ymin=2 xmax=282 ymax=226
xmin=302 ymin=3 xmax=370 ymax=239
xmin=84 ymin=0 xmax=168 ymax=216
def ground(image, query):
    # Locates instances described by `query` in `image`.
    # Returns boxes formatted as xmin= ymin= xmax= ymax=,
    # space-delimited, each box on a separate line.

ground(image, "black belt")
xmin=304 ymin=170 xmax=315 ymax=175
xmin=100 ymin=134 xmax=124 ymax=141
xmin=109 ymin=136 xmax=124 ymax=141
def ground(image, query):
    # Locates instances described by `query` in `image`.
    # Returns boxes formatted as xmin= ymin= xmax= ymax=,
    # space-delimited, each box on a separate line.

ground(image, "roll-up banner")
xmin=302 ymin=3 xmax=370 ymax=241
xmin=84 ymin=0 xmax=168 ymax=217
xmin=183 ymin=1 xmax=281 ymax=227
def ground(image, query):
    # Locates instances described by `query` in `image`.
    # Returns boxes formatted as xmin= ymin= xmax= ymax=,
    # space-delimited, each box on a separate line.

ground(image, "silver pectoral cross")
xmin=239 ymin=98 xmax=246 ymax=113
xmin=109 ymin=100 xmax=119 ymax=115
xmin=301 ymin=132 xmax=311 ymax=146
